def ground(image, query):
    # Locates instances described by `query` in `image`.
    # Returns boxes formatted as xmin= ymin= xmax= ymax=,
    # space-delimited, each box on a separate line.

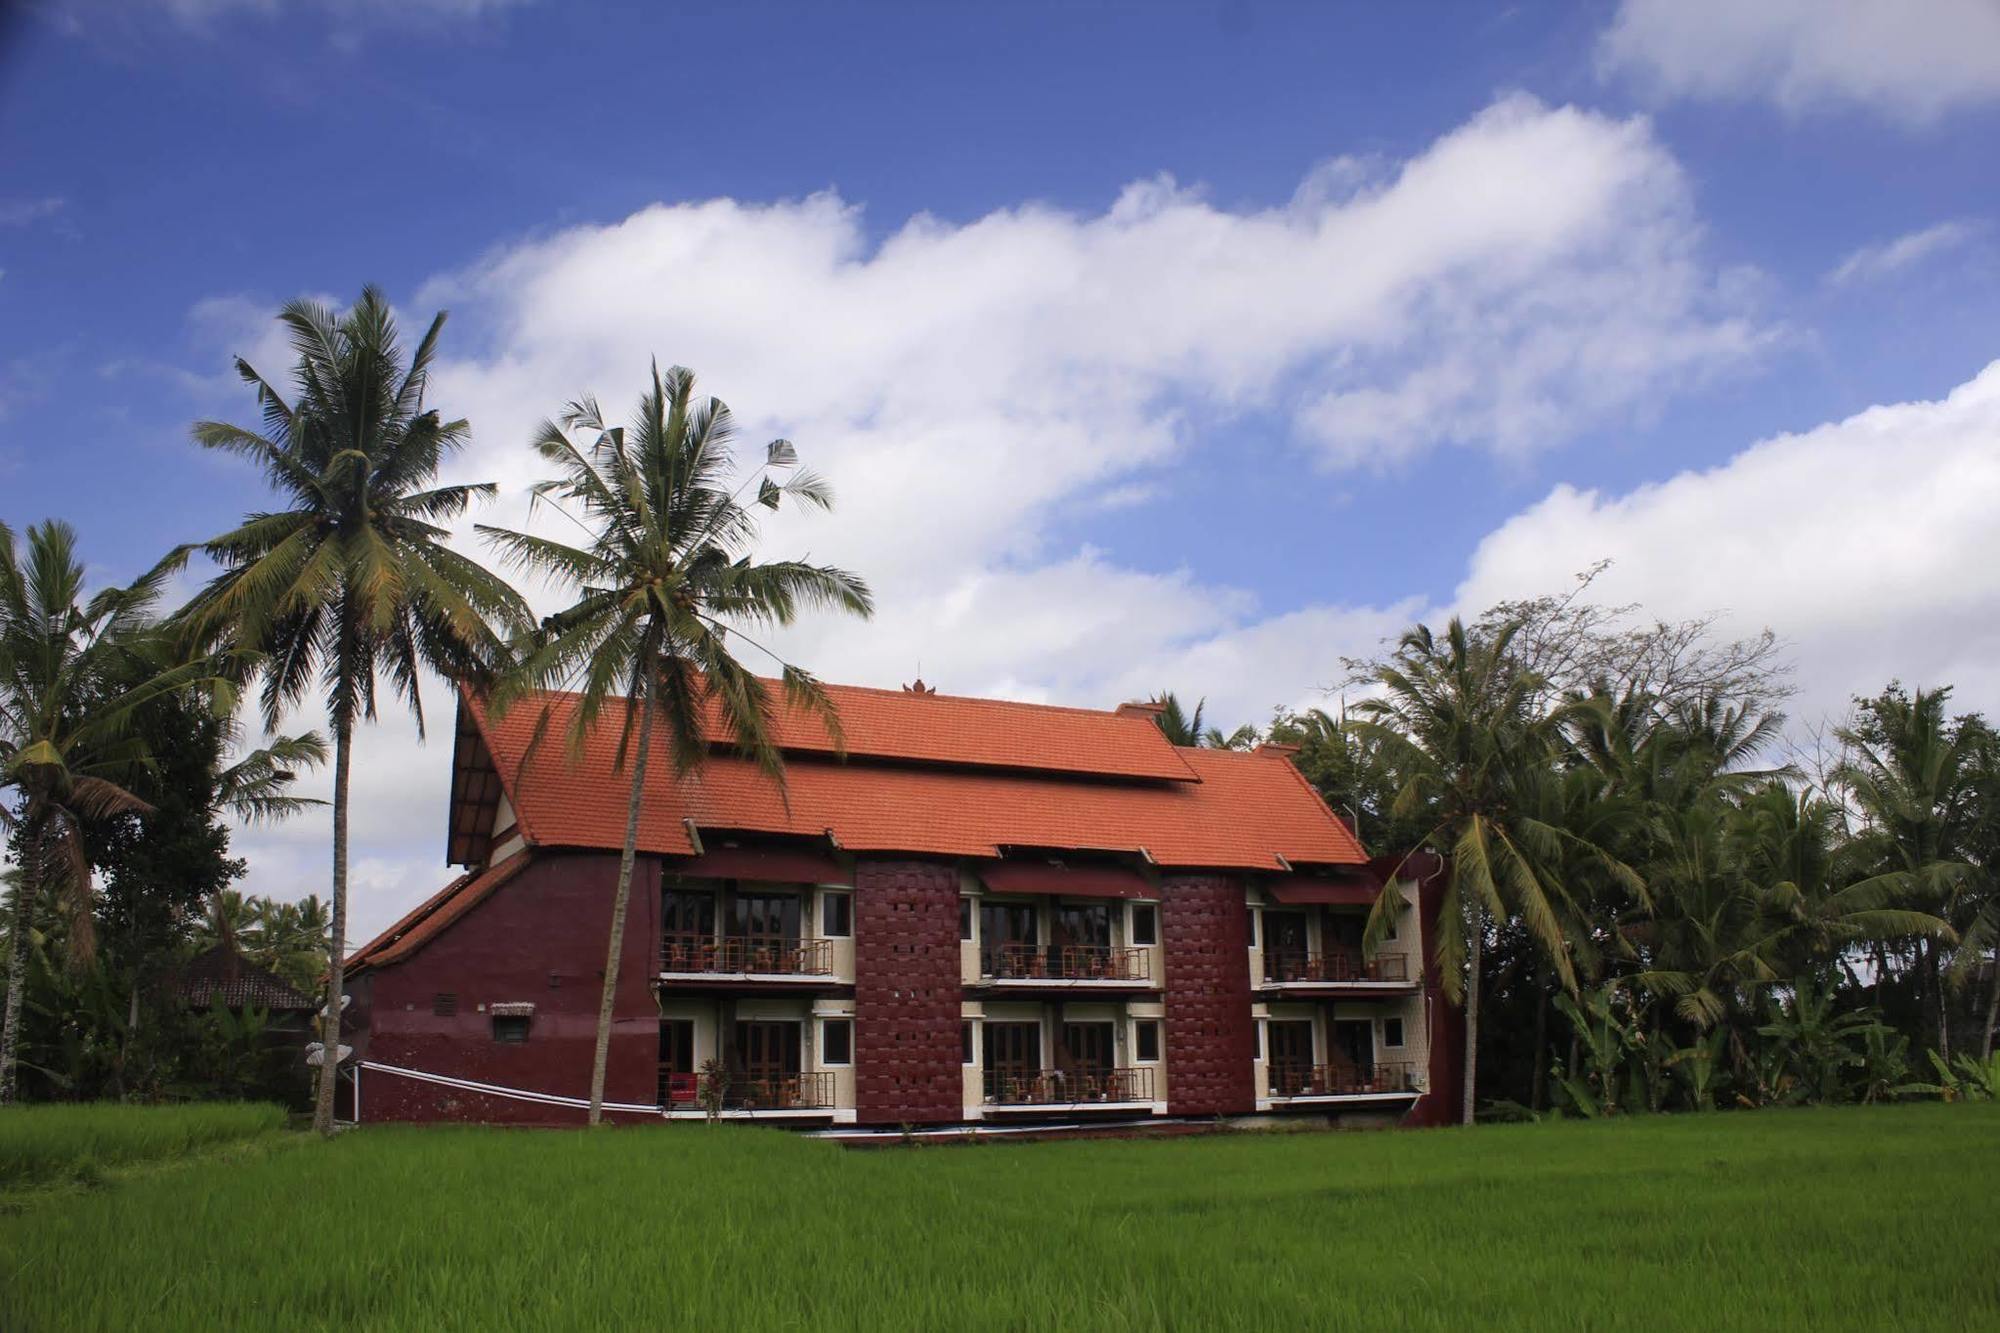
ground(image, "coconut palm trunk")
xmin=588 ymin=688 xmax=655 ymax=1126
xmin=313 ymin=720 xmax=353 ymax=1137
xmin=1461 ymin=903 xmax=1482 ymax=1125
xmin=1981 ymin=959 xmax=1999 ymax=1062
xmin=0 ymin=824 xmax=37 ymax=1104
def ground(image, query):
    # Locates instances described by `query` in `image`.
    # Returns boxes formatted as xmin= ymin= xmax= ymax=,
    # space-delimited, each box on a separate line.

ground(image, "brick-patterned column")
xmin=1160 ymin=873 xmax=1255 ymax=1116
xmin=852 ymin=860 xmax=963 ymax=1124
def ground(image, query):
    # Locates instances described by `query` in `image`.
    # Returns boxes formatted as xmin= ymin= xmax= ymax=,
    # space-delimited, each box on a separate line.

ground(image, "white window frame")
xmin=819 ymin=889 xmax=853 ymax=939
xmin=819 ymin=1016 xmax=854 ymax=1067
xmin=1129 ymin=901 xmax=1159 ymax=947
xmin=1381 ymin=1015 xmax=1405 ymax=1050
xmin=1132 ymin=1018 xmax=1162 ymax=1064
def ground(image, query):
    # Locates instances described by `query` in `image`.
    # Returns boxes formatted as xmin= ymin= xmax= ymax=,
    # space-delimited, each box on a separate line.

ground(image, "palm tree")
xmin=1352 ymin=618 xmax=1639 ymax=1123
xmin=0 ymin=521 xmax=222 ymax=1102
xmin=479 ymin=363 xmax=871 ymax=1124
xmin=1148 ymin=692 xmax=1258 ymax=749
xmin=1836 ymin=688 xmax=1983 ymax=1058
xmin=176 ymin=288 xmax=531 ymax=1136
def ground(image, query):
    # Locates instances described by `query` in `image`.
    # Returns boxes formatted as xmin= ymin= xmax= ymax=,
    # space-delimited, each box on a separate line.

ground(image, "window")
xmin=979 ymin=900 xmax=1038 ymax=975
xmin=492 ymin=1014 xmax=530 ymax=1043
xmin=732 ymin=891 xmax=802 ymax=942
xmin=1385 ymin=912 xmax=1400 ymax=943
xmin=959 ymin=897 xmax=974 ymax=942
xmin=1245 ymin=909 xmax=1258 ymax=947
xmin=1135 ymin=1020 xmax=1161 ymax=1062
xmin=1131 ymin=903 xmax=1158 ymax=946
xmin=962 ymin=1021 xmax=976 ymax=1065
xmin=1253 ymin=1019 xmax=1264 ymax=1061
xmin=661 ymin=886 xmax=717 ymax=936
xmin=1382 ymin=1016 xmax=1405 ymax=1049
xmin=821 ymin=1018 xmax=852 ymax=1066
xmin=432 ymin=992 xmax=458 ymax=1017
xmin=821 ymin=892 xmax=852 ymax=938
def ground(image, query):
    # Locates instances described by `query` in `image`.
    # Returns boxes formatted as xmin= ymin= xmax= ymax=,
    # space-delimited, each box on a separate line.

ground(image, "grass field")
xmin=0 ymin=1101 xmax=284 ymax=1192
xmin=3 ymin=1103 xmax=1996 ymax=1331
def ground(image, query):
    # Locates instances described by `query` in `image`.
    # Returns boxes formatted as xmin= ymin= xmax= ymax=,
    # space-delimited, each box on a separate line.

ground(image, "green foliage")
xmin=2 ymin=1106 xmax=1997 ymax=1329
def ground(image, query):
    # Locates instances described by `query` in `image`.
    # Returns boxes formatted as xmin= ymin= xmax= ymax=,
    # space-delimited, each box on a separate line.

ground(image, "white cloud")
xmin=1828 ymin=220 xmax=1987 ymax=287
xmin=1458 ymin=359 xmax=2000 ymax=724
xmin=226 ymin=96 xmax=1782 ymax=942
xmin=0 ymin=197 xmax=66 ymax=228
xmin=1599 ymin=0 xmax=2000 ymax=123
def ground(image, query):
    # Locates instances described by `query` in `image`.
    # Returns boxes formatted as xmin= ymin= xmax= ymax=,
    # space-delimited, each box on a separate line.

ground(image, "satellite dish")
xmin=304 ymin=1043 xmax=354 ymax=1067
xmin=317 ymin=994 xmax=353 ymax=1018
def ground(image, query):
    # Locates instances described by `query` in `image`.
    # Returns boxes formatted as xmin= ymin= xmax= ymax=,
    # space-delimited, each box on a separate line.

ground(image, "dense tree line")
xmin=1168 ymin=578 xmax=2000 ymax=1120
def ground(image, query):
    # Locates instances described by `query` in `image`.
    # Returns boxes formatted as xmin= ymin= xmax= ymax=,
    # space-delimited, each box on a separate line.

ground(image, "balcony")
xmin=977 ymin=943 xmax=1152 ymax=989
xmin=1259 ymin=950 xmax=1415 ymax=990
xmin=1266 ymin=1061 xmax=1417 ymax=1099
xmin=658 ymin=931 xmax=835 ymax=982
xmin=981 ymin=1065 xmax=1156 ymax=1109
xmin=658 ymin=1068 xmax=837 ymax=1113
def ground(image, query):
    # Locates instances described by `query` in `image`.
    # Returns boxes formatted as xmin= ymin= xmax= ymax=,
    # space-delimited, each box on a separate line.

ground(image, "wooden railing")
xmin=1261 ymin=950 xmax=1410 ymax=984
xmin=981 ymin=1065 xmax=1155 ymax=1106
xmin=658 ymin=1067 xmax=837 ymax=1111
xmin=658 ymin=932 xmax=834 ymax=976
xmin=1266 ymin=1061 xmax=1415 ymax=1097
xmin=981 ymin=943 xmax=1151 ymax=983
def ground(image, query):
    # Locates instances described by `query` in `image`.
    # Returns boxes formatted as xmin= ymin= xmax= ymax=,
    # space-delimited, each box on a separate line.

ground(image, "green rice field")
xmin=2 ymin=1102 xmax=1996 ymax=1331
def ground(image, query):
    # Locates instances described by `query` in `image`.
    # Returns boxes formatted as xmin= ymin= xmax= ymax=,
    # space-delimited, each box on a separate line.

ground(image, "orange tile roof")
xmin=465 ymin=690 xmax=1366 ymax=872
xmin=488 ymin=679 xmax=1200 ymax=782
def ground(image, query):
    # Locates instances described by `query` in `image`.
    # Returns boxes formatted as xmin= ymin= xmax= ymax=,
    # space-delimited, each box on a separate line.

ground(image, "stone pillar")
xmin=852 ymin=860 xmax=963 ymax=1124
xmin=1159 ymin=873 xmax=1256 ymax=1116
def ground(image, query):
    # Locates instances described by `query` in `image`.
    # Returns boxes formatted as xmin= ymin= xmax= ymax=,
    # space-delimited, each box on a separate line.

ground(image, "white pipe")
xmin=357 ymin=1060 xmax=660 ymax=1114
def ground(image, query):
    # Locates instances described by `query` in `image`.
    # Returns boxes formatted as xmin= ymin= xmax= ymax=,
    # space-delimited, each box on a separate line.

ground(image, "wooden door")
xmin=734 ymin=1020 xmax=802 ymax=1105
xmin=1267 ymin=1019 xmax=1315 ymax=1094
xmin=1264 ymin=910 xmax=1310 ymax=982
xmin=983 ymin=1021 xmax=1042 ymax=1102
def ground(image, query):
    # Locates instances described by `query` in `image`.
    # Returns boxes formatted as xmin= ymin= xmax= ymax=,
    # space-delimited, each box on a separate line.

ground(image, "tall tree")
xmin=0 ymin=521 xmax=220 ymax=1102
xmin=176 ymin=288 xmax=530 ymax=1136
xmin=1352 ymin=618 xmax=1639 ymax=1123
xmin=480 ymin=363 xmax=871 ymax=1125
xmin=1836 ymin=687 xmax=1982 ymax=1058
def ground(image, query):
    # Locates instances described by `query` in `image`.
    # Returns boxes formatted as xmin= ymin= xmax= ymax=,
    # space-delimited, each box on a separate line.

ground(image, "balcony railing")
xmin=1266 ymin=1061 xmax=1415 ymax=1097
xmin=1261 ymin=950 xmax=1410 ymax=984
xmin=659 ymin=932 xmax=834 ymax=977
xmin=658 ymin=1067 xmax=837 ymax=1111
xmin=980 ymin=943 xmax=1151 ymax=983
xmin=982 ymin=1065 xmax=1156 ymax=1106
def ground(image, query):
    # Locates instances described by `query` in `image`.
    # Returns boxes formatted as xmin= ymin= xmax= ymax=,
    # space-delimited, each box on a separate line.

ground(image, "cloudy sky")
xmin=3 ymin=1 xmax=1998 ymax=946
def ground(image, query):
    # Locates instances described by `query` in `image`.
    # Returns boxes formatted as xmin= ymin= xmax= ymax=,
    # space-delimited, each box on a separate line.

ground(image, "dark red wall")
xmin=851 ymin=860 xmax=962 ymax=1125
xmin=354 ymin=851 xmax=661 ymax=1125
xmin=1159 ymin=874 xmax=1255 ymax=1116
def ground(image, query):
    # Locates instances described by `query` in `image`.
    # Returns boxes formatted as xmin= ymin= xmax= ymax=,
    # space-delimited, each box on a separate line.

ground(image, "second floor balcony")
xmin=1259 ymin=949 xmax=1413 ymax=989
xmin=658 ymin=931 xmax=835 ymax=980
xmin=978 ymin=942 xmax=1152 ymax=987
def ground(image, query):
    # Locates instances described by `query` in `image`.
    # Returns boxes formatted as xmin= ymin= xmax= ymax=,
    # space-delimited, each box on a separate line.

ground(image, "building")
xmin=340 ymin=682 xmax=1461 ymax=1132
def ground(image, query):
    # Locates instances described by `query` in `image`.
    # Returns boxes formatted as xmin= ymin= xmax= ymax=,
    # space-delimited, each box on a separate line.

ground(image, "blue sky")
xmin=4 ymin=1 xmax=1999 ymax=935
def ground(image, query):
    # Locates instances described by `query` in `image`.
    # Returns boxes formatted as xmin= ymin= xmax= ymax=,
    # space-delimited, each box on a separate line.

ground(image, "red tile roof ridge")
xmin=470 ymin=678 xmax=1201 ymax=783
